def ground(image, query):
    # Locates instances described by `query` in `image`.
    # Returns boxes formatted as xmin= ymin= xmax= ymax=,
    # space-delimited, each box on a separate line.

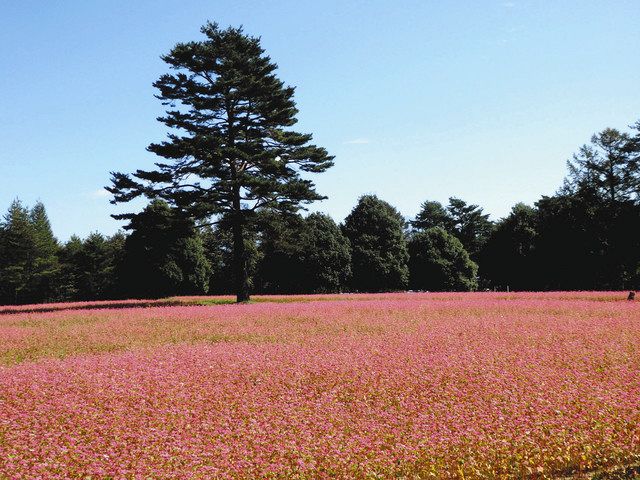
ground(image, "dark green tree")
xmin=200 ymin=225 xmax=233 ymax=294
xmin=58 ymin=232 xmax=125 ymax=300
xmin=534 ymin=193 xmax=611 ymax=290
xmin=119 ymin=200 xmax=211 ymax=298
xmin=255 ymin=212 xmax=351 ymax=294
xmin=200 ymin=217 xmax=260 ymax=294
xmin=531 ymin=123 xmax=640 ymax=290
xmin=108 ymin=23 xmax=333 ymax=302
xmin=411 ymin=200 xmax=450 ymax=230
xmin=254 ymin=212 xmax=306 ymax=294
xmin=26 ymin=201 xmax=60 ymax=302
xmin=408 ymin=227 xmax=477 ymax=291
xmin=445 ymin=197 xmax=493 ymax=258
xmin=534 ymin=184 xmax=640 ymax=291
xmin=56 ymin=235 xmax=84 ymax=301
xmin=342 ymin=195 xmax=408 ymax=292
xmin=479 ymin=203 xmax=537 ymax=290
xmin=299 ymin=213 xmax=351 ymax=293
xmin=411 ymin=197 xmax=493 ymax=260
xmin=0 ymin=200 xmax=60 ymax=304
xmin=0 ymin=200 xmax=34 ymax=304
xmin=564 ymin=128 xmax=636 ymax=204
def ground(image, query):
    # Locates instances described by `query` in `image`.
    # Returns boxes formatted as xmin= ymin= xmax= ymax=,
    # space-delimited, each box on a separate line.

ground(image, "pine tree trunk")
xmin=232 ymin=189 xmax=250 ymax=303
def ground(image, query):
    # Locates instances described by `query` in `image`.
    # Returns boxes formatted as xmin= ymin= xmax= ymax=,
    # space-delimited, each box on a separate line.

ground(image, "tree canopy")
xmin=119 ymin=200 xmax=211 ymax=298
xmin=0 ymin=200 xmax=59 ymax=304
xmin=564 ymin=128 xmax=637 ymax=204
xmin=412 ymin=197 xmax=493 ymax=259
xmin=479 ymin=203 xmax=537 ymax=290
xmin=408 ymin=227 xmax=478 ymax=292
xmin=342 ymin=195 xmax=409 ymax=292
xmin=108 ymin=22 xmax=333 ymax=302
xmin=256 ymin=212 xmax=351 ymax=294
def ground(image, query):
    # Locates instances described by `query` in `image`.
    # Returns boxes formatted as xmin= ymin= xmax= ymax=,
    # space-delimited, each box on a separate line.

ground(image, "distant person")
xmin=628 ymin=291 xmax=636 ymax=301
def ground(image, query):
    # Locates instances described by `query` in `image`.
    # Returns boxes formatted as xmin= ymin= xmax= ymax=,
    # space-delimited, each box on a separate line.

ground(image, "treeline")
xmin=1 ymin=121 xmax=638 ymax=304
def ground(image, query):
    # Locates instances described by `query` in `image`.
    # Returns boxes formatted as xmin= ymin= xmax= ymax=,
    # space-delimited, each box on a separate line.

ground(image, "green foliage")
xmin=255 ymin=212 xmax=351 ymax=293
xmin=2 ymin=117 xmax=639 ymax=303
xmin=0 ymin=200 xmax=34 ymax=303
xmin=408 ymin=227 xmax=478 ymax=291
xmin=58 ymin=232 xmax=125 ymax=300
xmin=0 ymin=200 xmax=60 ymax=304
xmin=107 ymin=22 xmax=333 ymax=302
xmin=476 ymin=122 xmax=640 ymax=291
xmin=479 ymin=203 xmax=537 ymax=290
xmin=534 ymin=193 xmax=640 ymax=290
xmin=411 ymin=200 xmax=450 ymax=230
xmin=564 ymin=128 xmax=636 ymax=204
xmin=120 ymin=200 xmax=211 ymax=298
xmin=412 ymin=197 xmax=493 ymax=259
xmin=528 ymin=123 xmax=640 ymax=290
xmin=200 ymin=226 xmax=233 ymax=295
xmin=254 ymin=212 xmax=306 ymax=294
xmin=201 ymin=221 xmax=260 ymax=294
xmin=443 ymin=197 xmax=493 ymax=258
xmin=342 ymin=195 xmax=408 ymax=292
xmin=300 ymin=213 xmax=352 ymax=293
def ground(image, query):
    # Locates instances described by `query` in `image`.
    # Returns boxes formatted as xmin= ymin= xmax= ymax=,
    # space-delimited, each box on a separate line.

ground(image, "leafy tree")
xmin=119 ymin=200 xmax=211 ymax=298
xmin=412 ymin=197 xmax=493 ymax=259
xmin=108 ymin=22 xmax=333 ymax=302
xmin=534 ymin=194 xmax=587 ymax=289
xmin=56 ymin=235 xmax=84 ymax=301
xmin=58 ymin=232 xmax=125 ymax=300
xmin=299 ymin=213 xmax=351 ymax=293
xmin=254 ymin=212 xmax=306 ymax=294
xmin=445 ymin=197 xmax=493 ymax=258
xmin=30 ymin=202 xmax=58 ymax=258
xmin=200 ymin=217 xmax=260 ymax=294
xmin=200 ymin=225 xmax=233 ymax=294
xmin=408 ymin=227 xmax=477 ymax=291
xmin=531 ymin=123 xmax=640 ymax=291
xmin=0 ymin=200 xmax=60 ymax=304
xmin=479 ymin=203 xmax=537 ymax=290
xmin=533 ymin=189 xmax=640 ymax=292
xmin=411 ymin=200 xmax=450 ymax=230
xmin=342 ymin=195 xmax=408 ymax=292
xmin=255 ymin=212 xmax=351 ymax=293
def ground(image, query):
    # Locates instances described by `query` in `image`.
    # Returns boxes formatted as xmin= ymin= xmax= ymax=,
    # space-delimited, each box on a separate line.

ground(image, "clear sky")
xmin=1 ymin=1 xmax=639 ymax=240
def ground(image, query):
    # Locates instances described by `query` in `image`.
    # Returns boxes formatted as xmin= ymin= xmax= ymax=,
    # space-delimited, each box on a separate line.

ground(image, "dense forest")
xmin=1 ymin=119 xmax=638 ymax=305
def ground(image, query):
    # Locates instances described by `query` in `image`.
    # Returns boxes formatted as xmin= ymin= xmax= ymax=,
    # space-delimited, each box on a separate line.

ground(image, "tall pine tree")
xmin=0 ymin=200 xmax=34 ymax=304
xmin=565 ymin=128 xmax=635 ymax=204
xmin=108 ymin=23 xmax=333 ymax=302
xmin=27 ymin=201 xmax=60 ymax=302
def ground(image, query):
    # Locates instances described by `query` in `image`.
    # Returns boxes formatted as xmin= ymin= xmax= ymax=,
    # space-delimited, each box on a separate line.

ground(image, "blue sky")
xmin=1 ymin=1 xmax=639 ymax=240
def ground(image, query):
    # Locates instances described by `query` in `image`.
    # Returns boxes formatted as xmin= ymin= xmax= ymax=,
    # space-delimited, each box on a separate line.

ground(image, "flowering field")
xmin=1 ymin=293 xmax=639 ymax=478
xmin=0 ymin=291 xmax=625 ymax=315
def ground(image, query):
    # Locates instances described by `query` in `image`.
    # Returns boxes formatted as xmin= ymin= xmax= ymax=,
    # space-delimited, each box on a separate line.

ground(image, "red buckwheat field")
xmin=1 ymin=292 xmax=639 ymax=479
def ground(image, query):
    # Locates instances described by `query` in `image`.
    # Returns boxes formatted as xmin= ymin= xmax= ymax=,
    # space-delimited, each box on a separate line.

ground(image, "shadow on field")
xmin=0 ymin=298 xmax=236 ymax=315
xmin=557 ymin=464 xmax=640 ymax=479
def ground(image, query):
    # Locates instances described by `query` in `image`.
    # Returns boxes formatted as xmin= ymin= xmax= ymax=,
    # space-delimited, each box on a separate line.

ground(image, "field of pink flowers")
xmin=1 ymin=293 xmax=639 ymax=478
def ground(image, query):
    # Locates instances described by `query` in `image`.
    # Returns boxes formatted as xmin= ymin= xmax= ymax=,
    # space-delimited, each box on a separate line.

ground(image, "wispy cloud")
xmin=502 ymin=1 xmax=515 ymax=7
xmin=90 ymin=188 xmax=110 ymax=199
xmin=343 ymin=138 xmax=371 ymax=145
